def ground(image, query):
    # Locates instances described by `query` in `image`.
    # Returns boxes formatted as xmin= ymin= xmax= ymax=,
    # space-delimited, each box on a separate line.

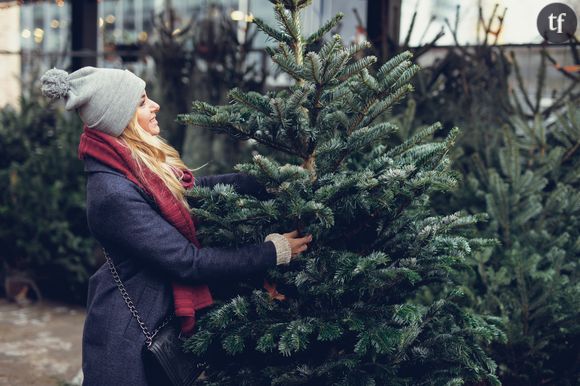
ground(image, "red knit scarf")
xmin=78 ymin=126 xmax=213 ymax=335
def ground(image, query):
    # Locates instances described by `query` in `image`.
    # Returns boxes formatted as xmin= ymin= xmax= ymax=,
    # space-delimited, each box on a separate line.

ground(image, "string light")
xmin=230 ymin=10 xmax=244 ymax=21
xmin=33 ymin=27 xmax=44 ymax=43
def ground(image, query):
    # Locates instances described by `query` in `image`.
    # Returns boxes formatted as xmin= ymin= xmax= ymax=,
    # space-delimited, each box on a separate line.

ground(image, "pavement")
xmin=0 ymin=298 xmax=85 ymax=386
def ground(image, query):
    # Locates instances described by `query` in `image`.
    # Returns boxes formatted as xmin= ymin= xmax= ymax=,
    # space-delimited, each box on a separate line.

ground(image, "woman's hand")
xmin=282 ymin=230 xmax=313 ymax=258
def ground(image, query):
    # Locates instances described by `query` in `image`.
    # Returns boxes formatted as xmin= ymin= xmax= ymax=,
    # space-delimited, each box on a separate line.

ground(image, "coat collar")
xmin=83 ymin=156 xmax=158 ymax=207
xmin=83 ymin=155 xmax=125 ymax=177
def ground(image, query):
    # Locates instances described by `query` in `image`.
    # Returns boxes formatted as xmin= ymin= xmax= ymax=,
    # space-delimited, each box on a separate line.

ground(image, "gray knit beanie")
xmin=40 ymin=66 xmax=145 ymax=137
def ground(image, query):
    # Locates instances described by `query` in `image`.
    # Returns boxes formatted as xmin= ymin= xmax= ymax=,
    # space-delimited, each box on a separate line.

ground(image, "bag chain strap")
xmin=103 ymin=248 xmax=174 ymax=347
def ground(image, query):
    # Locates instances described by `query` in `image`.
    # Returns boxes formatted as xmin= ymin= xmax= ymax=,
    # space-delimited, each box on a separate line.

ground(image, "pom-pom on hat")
xmin=40 ymin=66 xmax=145 ymax=137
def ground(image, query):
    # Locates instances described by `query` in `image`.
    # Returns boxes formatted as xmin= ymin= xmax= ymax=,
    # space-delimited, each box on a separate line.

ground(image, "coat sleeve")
xmin=87 ymin=185 xmax=277 ymax=284
xmin=195 ymin=173 xmax=273 ymax=200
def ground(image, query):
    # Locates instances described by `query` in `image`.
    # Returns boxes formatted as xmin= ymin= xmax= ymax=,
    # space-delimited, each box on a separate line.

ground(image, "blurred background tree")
xmin=456 ymin=103 xmax=580 ymax=385
xmin=146 ymin=2 xmax=270 ymax=175
xmin=385 ymin=3 xmax=580 ymax=384
xmin=0 ymin=84 xmax=97 ymax=304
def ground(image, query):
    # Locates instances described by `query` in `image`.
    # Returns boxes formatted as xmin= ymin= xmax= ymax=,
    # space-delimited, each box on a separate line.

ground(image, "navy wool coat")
xmin=81 ymin=156 xmax=277 ymax=386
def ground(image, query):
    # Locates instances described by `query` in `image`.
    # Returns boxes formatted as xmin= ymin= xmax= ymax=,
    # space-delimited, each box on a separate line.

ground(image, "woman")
xmin=40 ymin=66 xmax=312 ymax=385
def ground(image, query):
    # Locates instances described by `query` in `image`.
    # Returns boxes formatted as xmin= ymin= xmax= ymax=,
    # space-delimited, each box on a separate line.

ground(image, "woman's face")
xmin=137 ymin=91 xmax=160 ymax=136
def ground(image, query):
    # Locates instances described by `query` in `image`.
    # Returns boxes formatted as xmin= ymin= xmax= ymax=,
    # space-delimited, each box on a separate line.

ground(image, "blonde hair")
xmin=118 ymin=113 xmax=191 ymax=210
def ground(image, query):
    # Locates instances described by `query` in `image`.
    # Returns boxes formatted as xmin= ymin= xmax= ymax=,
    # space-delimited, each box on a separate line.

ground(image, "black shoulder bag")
xmin=103 ymin=248 xmax=206 ymax=386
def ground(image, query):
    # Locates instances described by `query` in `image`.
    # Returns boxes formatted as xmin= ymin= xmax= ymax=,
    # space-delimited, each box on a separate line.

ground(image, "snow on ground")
xmin=0 ymin=298 xmax=85 ymax=386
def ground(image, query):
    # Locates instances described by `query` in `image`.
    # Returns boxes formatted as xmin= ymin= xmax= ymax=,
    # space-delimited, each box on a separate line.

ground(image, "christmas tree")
xmin=178 ymin=1 xmax=502 ymax=384
xmin=0 ymin=94 xmax=96 ymax=303
xmin=453 ymin=103 xmax=580 ymax=385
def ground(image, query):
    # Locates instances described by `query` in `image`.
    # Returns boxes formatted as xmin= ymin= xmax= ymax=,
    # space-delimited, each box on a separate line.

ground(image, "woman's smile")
xmin=137 ymin=92 xmax=161 ymax=135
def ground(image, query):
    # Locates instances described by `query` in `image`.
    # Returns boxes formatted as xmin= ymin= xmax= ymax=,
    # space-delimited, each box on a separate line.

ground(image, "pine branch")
xmin=361 ymin=84 xmax=414 ymax=128
xmin=252 ymin=16 xmax=293 ymax=44
xmin=345 ymin=40 xmax=372 ymax=58
xmin=229 ymin=88 xmax=273 ymax=116
xmin=337 ymin=56 xmax=377 ymax=82
xmin=319 ymin=34 xmax=343 ymax=62
xmin=386 ymin=122 xmax=442 ymax=158
xmin=391 ymin=64 xmax=420 ymax=91
xmin=269 ymin=97 xmax=290 ymax=136
xmin=270 ymin=49 xmax=306 ymax=81
xmin=273 ymin=2 xmax=300 ymax=41
xmin=305 ymin=13 xmax=344 ymax=46
xmin=322 ymin=51 xmax=350 ymax=84
xmin=358 ymin=69 xmax=381 ymax=93
xmin=304 ymin=52 xmax=323 ymax=84
xmin=377 ymin=51 xmax=413 ymax=80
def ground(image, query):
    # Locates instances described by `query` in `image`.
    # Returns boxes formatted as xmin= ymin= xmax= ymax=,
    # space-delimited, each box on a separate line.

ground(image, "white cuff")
xmin=265 ymin=233 xmax=292 ymax=265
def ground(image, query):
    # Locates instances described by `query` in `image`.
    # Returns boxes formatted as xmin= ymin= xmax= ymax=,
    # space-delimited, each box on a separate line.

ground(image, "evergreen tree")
xmin=178 ymin=1 xmax=503 ymax=384
xmin=454 ymin=103 xmax=580 ymax=385
xmin=0 ymin=96 xmax=96 ymax=303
